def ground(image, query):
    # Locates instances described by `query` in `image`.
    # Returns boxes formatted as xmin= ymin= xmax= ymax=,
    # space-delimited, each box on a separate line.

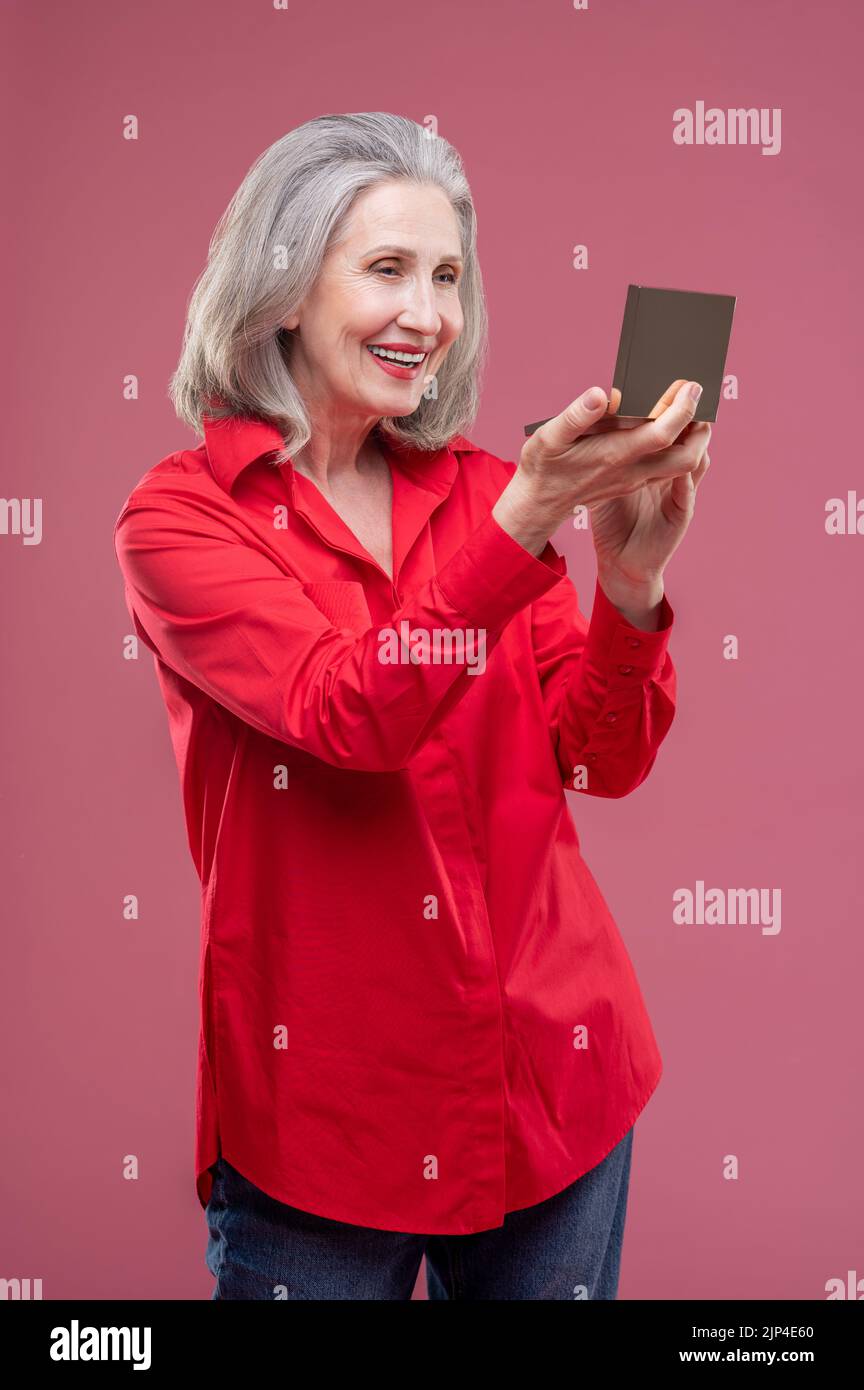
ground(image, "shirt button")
xmin=617 ymin=664 xmax=634 ymax=675
xmin=627 ymin=638 xmax=641 ymax=648
xmin=605 ymin=712 xmax=618 ymax=723
xmin=588 ymin=752 xmax=598 ymax=762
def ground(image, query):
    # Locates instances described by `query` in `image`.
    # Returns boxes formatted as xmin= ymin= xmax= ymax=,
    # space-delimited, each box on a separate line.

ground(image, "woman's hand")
xmin=583 ymin=379 xmax=712 ymax=587
xmin=493 ymin=378 xmax=711 ymax=589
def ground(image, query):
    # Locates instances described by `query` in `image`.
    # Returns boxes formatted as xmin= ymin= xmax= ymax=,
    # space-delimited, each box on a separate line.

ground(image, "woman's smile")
xmin=365 ymin=342 xmax=430 ymax=380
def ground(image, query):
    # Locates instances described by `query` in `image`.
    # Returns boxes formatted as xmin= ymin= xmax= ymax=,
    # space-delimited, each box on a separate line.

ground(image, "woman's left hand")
xmin=586 ymin=380 xmax=712 ymax=588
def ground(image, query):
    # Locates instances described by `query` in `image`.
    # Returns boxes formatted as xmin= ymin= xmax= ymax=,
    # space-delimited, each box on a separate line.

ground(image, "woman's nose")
xmin=397 ymin=281 xmax=441 ymax=335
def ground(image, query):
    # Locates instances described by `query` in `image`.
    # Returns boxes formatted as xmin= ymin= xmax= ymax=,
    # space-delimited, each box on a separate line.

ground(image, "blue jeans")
xmin=204 ymin=1126 xmax=634 ymax=1300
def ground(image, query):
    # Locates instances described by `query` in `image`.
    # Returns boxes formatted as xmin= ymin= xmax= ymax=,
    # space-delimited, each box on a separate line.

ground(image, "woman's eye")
xmin=372 ymin=264 xmax=458 ymax=284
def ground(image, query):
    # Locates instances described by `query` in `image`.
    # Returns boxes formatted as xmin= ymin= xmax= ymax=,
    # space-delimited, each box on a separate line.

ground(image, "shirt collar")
xmin=202 ymin=413 xmax=288 ymax=493
xmin=202 ymin=411 xmax=482 ymax=496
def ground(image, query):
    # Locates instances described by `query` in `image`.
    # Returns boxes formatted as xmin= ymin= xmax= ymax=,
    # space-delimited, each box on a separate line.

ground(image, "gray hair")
xmin=168 ymin=113 xmax=489 ymax=464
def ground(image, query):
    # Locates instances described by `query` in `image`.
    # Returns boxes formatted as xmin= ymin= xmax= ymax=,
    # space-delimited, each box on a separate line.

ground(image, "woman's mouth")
xmin=366 ymin=344 xmax=429 ymax=380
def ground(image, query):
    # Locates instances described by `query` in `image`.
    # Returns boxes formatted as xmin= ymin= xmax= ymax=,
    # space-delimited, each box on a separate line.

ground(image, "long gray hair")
xmin=168 ymin=113 xmax=489 ymax=465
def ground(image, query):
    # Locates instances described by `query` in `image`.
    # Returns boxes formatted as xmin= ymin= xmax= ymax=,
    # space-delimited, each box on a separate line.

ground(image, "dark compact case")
xmin=524 ymin=284 xmax=737 ymax=437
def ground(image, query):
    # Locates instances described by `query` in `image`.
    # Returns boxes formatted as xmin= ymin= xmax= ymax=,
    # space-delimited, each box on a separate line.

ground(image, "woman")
xmin=113 ymin=112 xmax=710 ymax=1300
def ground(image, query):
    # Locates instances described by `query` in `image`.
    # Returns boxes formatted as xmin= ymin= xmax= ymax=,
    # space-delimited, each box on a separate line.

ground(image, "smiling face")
xmin=281 ymin=179 xmax=465 ymax=431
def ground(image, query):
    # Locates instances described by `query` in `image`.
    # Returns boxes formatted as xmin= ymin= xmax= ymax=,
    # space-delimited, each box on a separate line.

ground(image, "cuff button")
xmin=617 ymin=664 xmax=634 ymax=675
xmin=626 ymin=637 xmax=642 ymax=648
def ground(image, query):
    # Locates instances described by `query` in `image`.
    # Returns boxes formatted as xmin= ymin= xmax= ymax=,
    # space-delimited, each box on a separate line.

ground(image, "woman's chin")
xmin=363 ymin=388 xmax=422 ymax=415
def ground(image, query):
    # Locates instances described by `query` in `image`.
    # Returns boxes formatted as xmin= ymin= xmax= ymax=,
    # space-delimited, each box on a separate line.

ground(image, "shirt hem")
xmin=194 ymin=1057 xmax=663 ymax=1237
xmin=502 ymin=1057 xmax=663 ymax=1220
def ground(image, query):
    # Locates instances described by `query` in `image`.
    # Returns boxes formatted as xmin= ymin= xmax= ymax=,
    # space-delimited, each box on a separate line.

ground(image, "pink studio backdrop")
xmin=2 ymin=0 xmax=861 ymax=1301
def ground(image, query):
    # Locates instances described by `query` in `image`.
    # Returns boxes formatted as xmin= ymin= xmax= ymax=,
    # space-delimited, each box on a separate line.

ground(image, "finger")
xmin=666 ymin=446 xmax=711 ymax=516
xmin=530 ymin=386 xmax=610 ymax=454
xmin=596 ymin=380 xmax=682 ymax=422
xmin=632 ymin=423 xmax=710 ymax=485
xmin=594 ymin=407 xmax=706 ymax=480
xmin=615 ymin=380 xmax=703 ymax=463
xmin=584 ymin=379 xmax=686 ymax=431
xmin=667 ymin=470 xmax=695 ymax=512
xmin=688 ymin=426 xmax=712 ymax=475
xmin=692 ymin=449 xmax=711 ymax=490
xmin=679 ymin=420 xmax=712 ymax=456
xmin=580 ymin=380 xmax=700 ymax=438
xmin=647 ymin=379 xmax=689 ymax=419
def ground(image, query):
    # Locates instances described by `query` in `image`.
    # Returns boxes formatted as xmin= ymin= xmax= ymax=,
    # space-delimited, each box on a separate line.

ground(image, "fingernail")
xmin=689 ymin=382 xmax=703 ymax=402
xmin=583 ymin=388 xmax=605 ymax=410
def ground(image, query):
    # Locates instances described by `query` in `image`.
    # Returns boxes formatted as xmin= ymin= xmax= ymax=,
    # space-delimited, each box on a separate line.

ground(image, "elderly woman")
xmin=113 ymin=112 xmax=709 ymax=1301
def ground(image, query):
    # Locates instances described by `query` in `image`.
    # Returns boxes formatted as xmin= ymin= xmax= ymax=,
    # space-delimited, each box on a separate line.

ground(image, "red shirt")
xmin=112 ymin=413 xmax=675 ymax=1235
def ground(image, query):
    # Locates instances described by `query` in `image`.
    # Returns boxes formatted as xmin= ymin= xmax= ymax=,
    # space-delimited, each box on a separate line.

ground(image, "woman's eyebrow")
xmin=364 ymin=243 xmax=464 ymax=264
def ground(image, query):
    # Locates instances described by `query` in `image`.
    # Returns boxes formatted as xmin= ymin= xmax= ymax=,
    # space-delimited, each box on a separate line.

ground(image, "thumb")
xmin=533 ymin=387 xmax=609 ymax=453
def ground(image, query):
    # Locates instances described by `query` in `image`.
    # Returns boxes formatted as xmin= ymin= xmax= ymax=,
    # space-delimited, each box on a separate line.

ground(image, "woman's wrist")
xmin=492 ymin=473 xmax=568 ymax=558
xmin=597 ymin=566 xmax=666 ymax=631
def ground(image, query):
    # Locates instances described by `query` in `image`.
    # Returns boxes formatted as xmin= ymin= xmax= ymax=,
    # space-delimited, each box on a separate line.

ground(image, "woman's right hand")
xmin=492 ymin=380 xmax=708 ymax=557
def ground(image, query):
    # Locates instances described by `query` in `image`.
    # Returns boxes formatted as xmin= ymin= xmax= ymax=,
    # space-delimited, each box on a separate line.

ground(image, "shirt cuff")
xmin=581 ymin=575 xmax=674 ymax=687
xmin=434 ymin=510 xmax=566 ymax=630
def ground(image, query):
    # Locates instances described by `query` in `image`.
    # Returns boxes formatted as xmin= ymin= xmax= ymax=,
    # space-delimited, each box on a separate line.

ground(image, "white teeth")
xmin=368 ymin=345 xmax=426 ymax=364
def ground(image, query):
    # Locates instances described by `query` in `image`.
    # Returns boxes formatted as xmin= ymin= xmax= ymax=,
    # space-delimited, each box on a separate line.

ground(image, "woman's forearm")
xmin=493 ymin=473 xmax=667 ymax=632
xmin=491 ymin=473 xmax=568 ymax=558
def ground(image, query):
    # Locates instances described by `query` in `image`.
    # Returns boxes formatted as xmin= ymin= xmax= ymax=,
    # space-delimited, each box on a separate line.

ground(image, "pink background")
xmin=2 ymin=0 xmax=862 ymax=1300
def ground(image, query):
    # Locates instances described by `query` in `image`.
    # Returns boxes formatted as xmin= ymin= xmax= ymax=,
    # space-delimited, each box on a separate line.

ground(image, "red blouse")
xmin=112 ymin=413 xmax=675 ymax=1235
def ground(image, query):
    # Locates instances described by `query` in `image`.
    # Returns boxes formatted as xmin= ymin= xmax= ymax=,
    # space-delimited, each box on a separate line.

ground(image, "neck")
xmin=292 ymin=403 xmax=383 ymax=488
